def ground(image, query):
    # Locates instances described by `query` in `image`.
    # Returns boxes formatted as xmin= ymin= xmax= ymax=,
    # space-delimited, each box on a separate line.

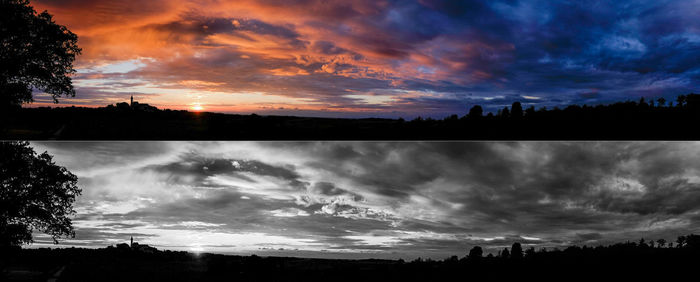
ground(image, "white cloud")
xmin=270 ymin=208 xmax=310 ymax=217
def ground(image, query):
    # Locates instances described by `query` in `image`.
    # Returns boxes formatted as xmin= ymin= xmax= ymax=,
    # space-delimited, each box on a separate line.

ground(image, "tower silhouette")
xmin=130 ymin=95 xmax=133 ymax=107
xmin=130 ymin=236 xmax=133 ymax=247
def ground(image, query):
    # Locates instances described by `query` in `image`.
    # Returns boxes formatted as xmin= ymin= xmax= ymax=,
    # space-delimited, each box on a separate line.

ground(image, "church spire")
xmin=130 ymin=236 xmax=133 ymax=247
xmin=130 ymin=95 xmax=133 ymax=107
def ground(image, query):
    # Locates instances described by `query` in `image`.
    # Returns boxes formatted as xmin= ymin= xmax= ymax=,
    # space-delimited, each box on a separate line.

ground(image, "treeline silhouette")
xmin=2 ymin=93 xmax=700 ymax=139
xmin=2 ymin=234 xmax=700 ymax=281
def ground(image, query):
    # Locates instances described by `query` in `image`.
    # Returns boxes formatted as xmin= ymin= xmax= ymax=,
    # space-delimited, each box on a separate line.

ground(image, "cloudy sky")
xmin=26 ymin=0 xmax=700 ymax=118
xmin=28 ymin=141 xmax=700 ymax=259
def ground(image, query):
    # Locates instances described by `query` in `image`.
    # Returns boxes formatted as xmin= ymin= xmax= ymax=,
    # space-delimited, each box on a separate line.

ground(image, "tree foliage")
xmin=468 ymin=246 xmax=483 ymax=259
xmin=468 ymin=105 xmax=483 ymax=118
xmin=500 ymin=247 xmax=510 ymax=259
xmin=0 ymin=0 xmax=81 ymax=109
xmin=510 ymin=102 xmax=523 ymax=119
xmin=0 ymin=141 xmax=81 ymax=247
xmin=510 ymin=242 xmax=523 ymax=260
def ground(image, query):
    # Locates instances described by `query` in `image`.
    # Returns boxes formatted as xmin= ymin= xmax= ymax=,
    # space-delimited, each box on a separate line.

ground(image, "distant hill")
xmin=2 ymin=94 xmax=700 ymax=139
xmin=2 ymin=234 xmax=700 ymax=281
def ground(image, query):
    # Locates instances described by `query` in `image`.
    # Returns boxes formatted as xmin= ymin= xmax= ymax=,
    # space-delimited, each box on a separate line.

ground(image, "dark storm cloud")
xmin=576 ymin=232 xmax=603 ymax=241
xmin=146 ymin=153 xmax=308 ymax=190
xmin=404 ymin=0 xmax=700 ymax=110
xmin=311 ymin=41 xmax=357 ymax=57
xmin=145 ymin=15 xmax=306 ymax=48
xmin=311 ymin=182 xmax=364 ymax=201
xmin=256 ymin=142 xmax=700 ymax=239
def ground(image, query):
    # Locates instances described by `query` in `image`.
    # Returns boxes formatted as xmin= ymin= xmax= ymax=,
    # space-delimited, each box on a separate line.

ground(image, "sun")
xmin=191 ymin=104 xmax=204 ymax=111
xmin=190 ymin=245 xmax=205 ymax=253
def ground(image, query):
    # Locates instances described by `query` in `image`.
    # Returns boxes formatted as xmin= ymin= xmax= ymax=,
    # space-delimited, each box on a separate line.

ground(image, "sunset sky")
xmin=28 ymin=142 xmax=700 ymax=259
xmin=28 ymin=0 xmax=700 ymax=118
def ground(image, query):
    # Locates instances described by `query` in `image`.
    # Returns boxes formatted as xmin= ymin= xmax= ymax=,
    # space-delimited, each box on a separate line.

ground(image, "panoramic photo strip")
xmin=2 ymin=0 xmax=700 ymax=281
xmin=3 ymin=141 xmax=700 ymax=281
xmin=2 ymin=0 xmax=699 ymax=139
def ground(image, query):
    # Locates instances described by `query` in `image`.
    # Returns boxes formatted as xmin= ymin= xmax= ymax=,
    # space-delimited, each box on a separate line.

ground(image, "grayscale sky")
xmin=29 ymin=142 xmax=700 ymax=259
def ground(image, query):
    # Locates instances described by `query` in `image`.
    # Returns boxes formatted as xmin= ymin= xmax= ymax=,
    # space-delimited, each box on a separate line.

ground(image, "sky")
xmin=25 ymin=0 xmax=700 ymax=118
xmin=28 ymin=141 xmax=700 ymax=259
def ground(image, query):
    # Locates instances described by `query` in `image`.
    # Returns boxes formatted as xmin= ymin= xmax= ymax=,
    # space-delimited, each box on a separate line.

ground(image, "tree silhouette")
xmin=511 ymin=242 xmax=523 ymax=260
xmin=524 ymin=246 xmax=535 ymax=258
xmin=468 ymin=105 xmax=483 ymax=119
xmin=687 ymin=95 xmax=700 ymax=110
xmin=657 ymin=97 xmax=666 ymax=107
xmin=676 ymin=236 xmax=686 ymax=248
xmin=677 ymin=95 xmax=686 ymax=107
xmin=639 ymin=238 xmax=647 ymax=248
xmin=500 ymin=107 xmax=510 ymax=119
xmin=685 ymin=234 xmax=700 ymax=248
xmin=0 ymin=0 xmax=81 ymax=110
xmin=511 ymin=102 xmax=523 ymax=119
xmin=656 ymin=239 xmax=666 ymax=248
xmin=524 ymin=105 xmax=535 ymax=117
xmin=500 ymin=248 xmax=510 ymax=259
xmin=468 ymin=246 xmax=483 ymax=259
xmin=0 ymin=141 xmax=81 ymax=247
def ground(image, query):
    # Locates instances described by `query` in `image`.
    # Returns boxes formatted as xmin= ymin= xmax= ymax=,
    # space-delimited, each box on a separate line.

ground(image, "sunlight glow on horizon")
xmin=191 ymin=103 xmax=204 ymax=111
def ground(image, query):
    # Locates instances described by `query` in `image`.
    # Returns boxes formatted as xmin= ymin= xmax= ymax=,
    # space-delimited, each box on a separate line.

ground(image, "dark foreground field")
xmin=2 ymin=107 xmax=408 ymax=140
xmin=3 ymin=237 xmax=700 ymax=282
xmin=3 ymin=94 xmax=700 ymax=139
